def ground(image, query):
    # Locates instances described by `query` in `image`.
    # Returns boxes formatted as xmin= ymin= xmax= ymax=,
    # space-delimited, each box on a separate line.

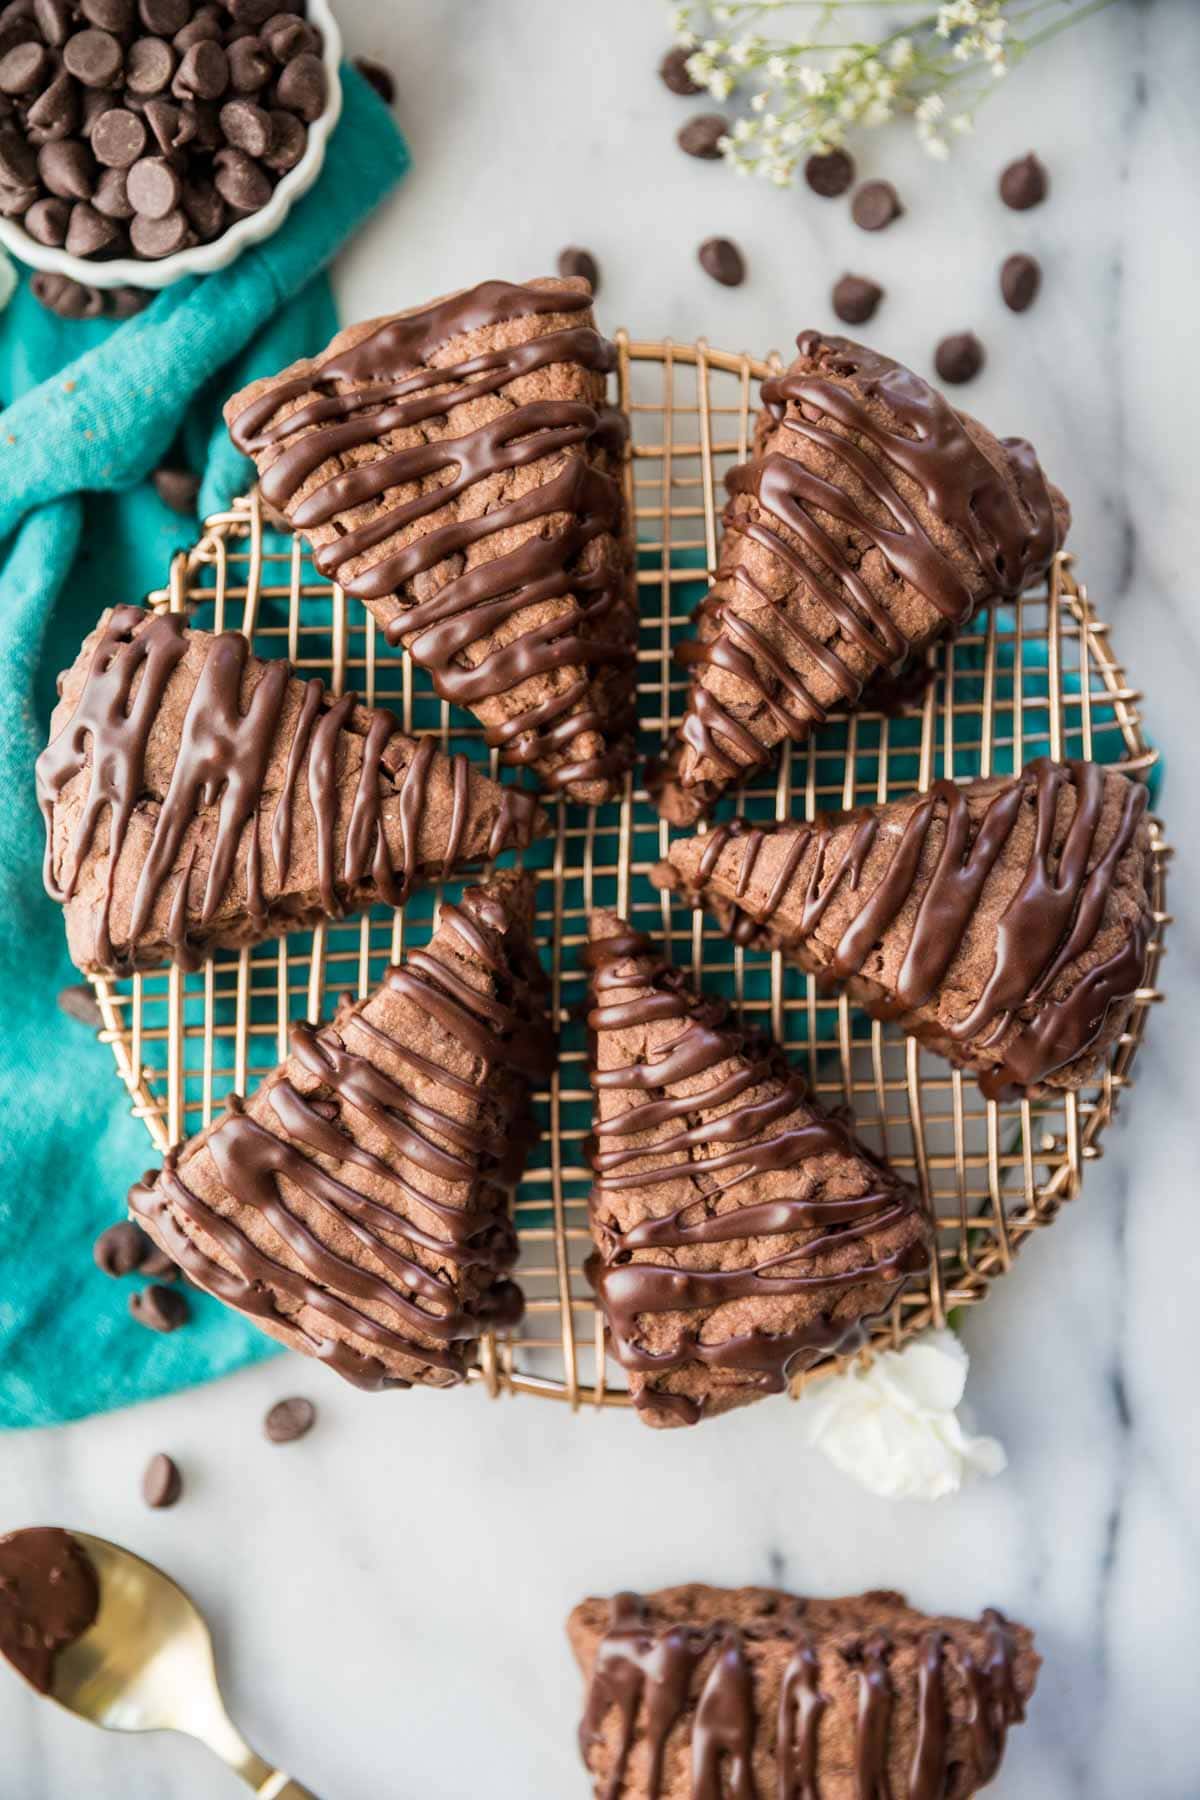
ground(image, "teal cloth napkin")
xmin=0 ymin=64 xmax=409 ymax=1430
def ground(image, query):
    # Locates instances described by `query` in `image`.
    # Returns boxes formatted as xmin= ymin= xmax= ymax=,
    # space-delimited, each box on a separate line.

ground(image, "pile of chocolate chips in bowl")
xmin=0 ymin=0 xmax=327 ymax=267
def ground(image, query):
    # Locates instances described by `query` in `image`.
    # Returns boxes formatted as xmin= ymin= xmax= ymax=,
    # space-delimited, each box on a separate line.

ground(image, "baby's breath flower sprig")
xmin=669 ymin=1 xmax=1113 ymax=182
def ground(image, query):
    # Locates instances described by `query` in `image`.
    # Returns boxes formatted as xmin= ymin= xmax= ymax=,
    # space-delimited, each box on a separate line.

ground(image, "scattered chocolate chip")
xmin=129 ymin=1283 xmax=190 ymax=1332
xmin=353 ymin=55 xmax=394 ymax=106
xmin=999 ymin=152 xmax=1047 ymax=211
xmin=125 ymin=35 xmax=175 ymax=96
xmin=63 ymin=27 xmax=124 ymax=90
xmin=805 ymin=148 xmax=855 ymax=198
xmin=832 ymin=273 xmax=883 ymax=326
xmin=129 ymin=204 xmax=188 ymax=255
xmin=851 ymin=179 xmax=902 ymax=232
xmin=26 ymin=70 xmax=78 ymax=143
xmin=94 ymin=165 xmax=133 ymax=217
xmin=677 ymin=112 xmax=727 ymax=160
xmin=213 ymin=143 xmax=269 ymax=210
xmin=65 ymin=197 xmax=118 ymax=255
xmin=127 ymin=151 xmax=180 ymax=217
xmin=264 ymin=1396 xmax=315 ymax=1443
xmin=23 ymin=192 xmax=69 ymax=243
xmin=142 ymin=1452 xmax=182 ymax=1509
xmin=31 ymin=269 xmax=103 ymax=316
xmin=108 ymin=282 xmax=151 ymax=316
xmin=1000 ymin=251 xmax=1041 ymax=313
xmin=94 ymin=1220 xmax=155 ymax=1277
xmin=39 ymin=137 xmax=94 ymax=200
xmin=261 ymin=106 xmax=302 ymax=171
xmin=557 ymin=244 xmax=599 ymax=291
xmin=172 ymin=38 xmax=227 ymax=101
xmin=57 ymin=981 xmax=103 ymax=1026
xmin=219 ymin=97 xmax=270 ymax=157
xmin=659 ymin=43 xmax=702 ymax=96
xmin=138 ymin=0 xmax=187 ymax=34
xmin=152 ymin=464 xmax=199 ymax=512
xmin=274 ymin=50 xmax=325 ymax=123
xmin=228 ymin=34 xmax=271 ymax=93
xmin=935 ymin=331 xmax=984 ymax=384
xmin=697 ymin=235 xmax=744 ymax=287
xmin=0 ymin=39 xmax=49 ymax=95
xmin=92 ymin=107 xmax=148 ymax=169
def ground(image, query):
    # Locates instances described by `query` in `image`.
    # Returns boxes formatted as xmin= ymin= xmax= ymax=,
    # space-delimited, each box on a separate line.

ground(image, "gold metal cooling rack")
xmin=87 ymin=338 xmax=1169 ymax=1410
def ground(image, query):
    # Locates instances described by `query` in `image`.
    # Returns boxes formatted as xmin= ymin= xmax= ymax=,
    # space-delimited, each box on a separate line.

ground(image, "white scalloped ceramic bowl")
xmin=0 ymin=0 xmax=342 ymax=291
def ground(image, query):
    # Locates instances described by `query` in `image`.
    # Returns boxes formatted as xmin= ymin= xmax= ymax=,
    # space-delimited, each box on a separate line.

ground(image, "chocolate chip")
xmin=677 ymin=112 xmax=727 ymax=160
xmin=851 ymin=179 xmax=902 ymax=232
xmin=107 ymin=281 xmax=150 ymax=316
xmin=659 ymin=43 xmax=702 ymax=96
xmin=557 ymin=244 xmax=598 ymax=291
xmin=32 ymin=269 xmax=103 ymax=315
xmin=63 ymin=27 xmax=124 ymax=89
xmin=92 ymin=107 xmax=147 ymax=168
xmin=65 ymin=197 xmax=119 ymax=255
xmin=33 ymin=0 xmax=72 ymax=47
xmin=260 ymin=13 xmax=318 ymax=62
xmin=81 ymin=0 xmax=133 ymax=28
xmin=219 ymin=96 xmax=270 ymax=156
xmin=697 ymin=235 xmax=744 ymax=287
xmin=228 ymin=0 xmax=274 ymax=24
xmin=261 ymin=104 xmax=300 ymax=170
xmin=173 ymin=13 xmax=222 ymax=51
xmin=228 ymin=34 xmax=271 ymax=92
xmin=129 ymin=203 xmax=189 ymax=254
xmin=152 ymin=463 xmax=199 ymax=511
xmin=274 ymin=49 xmax=324 ymax=122
xmin=180 ymin=97 xmax=221 ymax=149
xmin=127 ymin=151 xmax=179 ymax=215
xmin=832 ymin=273 xmax=883 ymax=326
xmin=181 ymin=172 xmax=222 ymax=236
xmin=142 ymin=1452 xmax=182 ymax=1509
xmin=935 ymin=331 xmax=984 ymax=385
xmin=999 ymin=152 xmax=1047 ymax=211
xmin=26 ymin=70 xmax=78 ymax=142
xmin=58 ymin=980 xmax=103 ymax=1025
xmin=213 ymin=142 xmax=268 ymax=210
xmin=79 ymin=85 xmax=113 ymax=132
xmin=0 ymin=177 xmax=36 ymax=214
xmin=805 ymin=148 xmax=855 ymax=198
xmin=126 ymin=35 xmax=175 ymax=95
xmin=1000 ymin=251 xmax=1041 ymax=313
xmin=353 ymin=55 xmax=394 ymax=106
xmin=140 ymin=95 xmax=178 ymax=151
xmin=264 ymin=1396 xmax=315 ymax=1443
xmin=94 ymin=1220 xmax=155 ymax=1277
xmin=173 ymin=38 xmax=227 ymax=100
xmin=38 ymin=136 xmax=94 ymax=199
xmin=0 ymin=39 xmax=49 ymax=94
xmin=23 ymin=193 xmax=67 ymax=243
xmin=138 ymin=0 xmax=187 ymax=31
xmin=129 ymin=1282 xmax=190 ymax=1332
xmin=0 ymin=123 xmax=36 ymax=185
xmin=94 ymin=164 xmax=133 ymax=216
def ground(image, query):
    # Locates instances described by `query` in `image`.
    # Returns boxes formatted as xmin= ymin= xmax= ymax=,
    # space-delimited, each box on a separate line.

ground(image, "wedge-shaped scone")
xmin=569 ymin=1584 xmax=1040 ymax=1800
xmin=655 ymin=760 xmax=1153 ymax=1100
xmin=585 ymin=914 xmax=928 ymax=1428
xmin=36 ymin=606 xmax=546 ymax=976
xmin=225 ymin=276 xmax=638 ymax=806
xmin=654 ymin=330 xmax=1070 ymax=824
xmin=129 ymin=875 xmax=552 ymax=1390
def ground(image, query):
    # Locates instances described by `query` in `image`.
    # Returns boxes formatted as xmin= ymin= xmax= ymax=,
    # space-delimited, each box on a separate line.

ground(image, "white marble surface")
xmin=3 ymin=2 xmax=1198 ymax=1795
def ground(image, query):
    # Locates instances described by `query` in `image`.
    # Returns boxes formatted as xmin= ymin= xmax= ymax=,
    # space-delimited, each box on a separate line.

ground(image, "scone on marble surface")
xmin=584 ymin=914 xmax=928 ymax=1428
xmin=569 ymin=1584 xmax=1040 ymax=1800
xmin=653 ymin=330 xmax=1069 ymax=826
xmin=653 ymin=759 xmax=1153 ymax=1101
xmin=36 ymin=606 xmax=546 ymax=977
xmin=130 ymin=874 xmax=553 ymax=1391
xmin=225 ymin=276 xmax=638 ymax=806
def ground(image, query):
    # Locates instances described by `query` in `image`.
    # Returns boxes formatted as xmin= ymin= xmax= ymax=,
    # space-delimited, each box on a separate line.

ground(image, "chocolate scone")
xmin=569 ymin=1584 xmax=1040 ymax=1799
xmin=225 ymin=277 xmax=638 ymax=805
xmin=585 ymin=915 xmax=928 ymax=1428
xmin=129 ymin=875 xmax=552 ymax=1391
xmin=654 ymin=330 xmax=1070 ymax=825
xmin=654 ymin=760 xmax=1153 ymax=1099
xmin=37 ymin=606 xmax=547 ymax=977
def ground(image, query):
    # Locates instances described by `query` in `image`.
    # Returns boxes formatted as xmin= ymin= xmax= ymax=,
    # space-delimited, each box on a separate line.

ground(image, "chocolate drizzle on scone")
xmin=656 ymin=760 xmax=1152 ymax=1100
xmin=37 ymin=607 xmax=546 ymax=975
xmin=570 ymin=1585 xmax=1037 ymax=1800
xmin=226 ymin=278 xmax=638 ymax=804
xmin=655 ymin=331 xmax=1068 ymax=824
xmin=129 ymin=876 xmax=553 ymax=1391
xmin=585 ymin=917 xmax=928 ymax=1427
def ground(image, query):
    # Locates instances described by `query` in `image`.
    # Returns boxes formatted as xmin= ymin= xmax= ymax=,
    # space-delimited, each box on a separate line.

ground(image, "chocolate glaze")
xmin=130 ymin=886 xmax=552 ymax=1390
xmin=579 ymin=1592 xmax=1028 ymax=1800
xmin=666 ymin=760 xmax=1150 ymax=1100
xmin=585 ymin=924 xmax=927 ymax=1422
xmin=37 ymin=607 xmax=542 ymax=974
xmin=671 ymin=331 xmax=1062 ymax=797
xmin=229 ymin=279 xmax=637 ymax=797
xmin=0 ymin=1528 xmax=98 ymax=1696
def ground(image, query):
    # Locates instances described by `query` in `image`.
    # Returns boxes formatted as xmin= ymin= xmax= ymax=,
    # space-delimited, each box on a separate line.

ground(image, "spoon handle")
xmin=253 ymin=1778 xmax=320 ymax=1799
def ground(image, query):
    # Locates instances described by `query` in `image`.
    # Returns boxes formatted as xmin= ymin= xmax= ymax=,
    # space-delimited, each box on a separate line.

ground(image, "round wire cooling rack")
xmin=85 ymin=337 xmax=1170 ymax=1411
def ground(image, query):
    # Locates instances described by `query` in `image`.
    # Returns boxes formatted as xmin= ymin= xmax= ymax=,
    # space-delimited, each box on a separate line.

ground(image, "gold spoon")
xmin=17 ymin=1530 xmax=317 ymax=1798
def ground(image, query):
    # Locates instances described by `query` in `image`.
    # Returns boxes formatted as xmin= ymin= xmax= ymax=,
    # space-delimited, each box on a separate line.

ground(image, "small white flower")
xmin=798 ymin=64 xmax=826 ymax=98
xmin=685 ymin=50 xmax=713 ymax=81
xmin=792 ymin=1329 xmax=1007 ymax=1501
xmin=751 ymin=88 xmax=768 ymax=112
xmin=766 ymin=54 xmax=789 ymax=82
xmin=923 ymin=133 xmax=950 ymax=159
xmin=864 ymin=99 xmax=894 ymax=126
xmin=732 ymin=117 xmax=754 ymax=142
xmin=916 ymin=92 xmax=946 ymax=123
xmin=889 ymin=36 xmax=914 ymax=71
xmin=950 ymin=111 xmax=974 ymax=134
xmin=709 ymin=68 xmax=734 ymax=99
